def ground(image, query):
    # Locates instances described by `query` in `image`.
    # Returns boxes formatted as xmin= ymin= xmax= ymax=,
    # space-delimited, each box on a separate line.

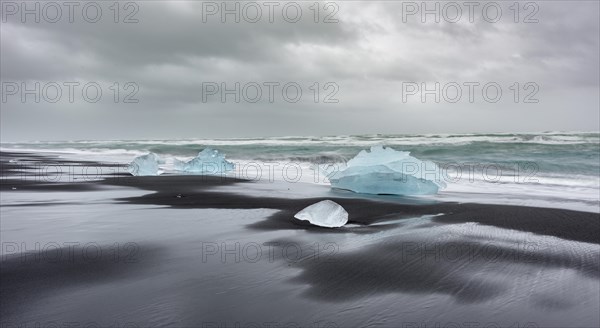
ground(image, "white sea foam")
xmin=2 ymin=132 xmax=598 ymax=212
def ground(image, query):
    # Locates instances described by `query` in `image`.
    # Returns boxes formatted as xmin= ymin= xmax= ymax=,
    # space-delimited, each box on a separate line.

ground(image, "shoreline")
xmin=1 ymin=150 xmax=599 ymax=327
xmin=2 ymin=151 xmax=599 ymax=244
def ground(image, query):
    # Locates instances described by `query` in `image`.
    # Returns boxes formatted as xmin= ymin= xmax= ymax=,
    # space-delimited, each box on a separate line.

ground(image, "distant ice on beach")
xmin=128 ymin=153 xmax=163 ymax=176
xmin=4 ymin=132 xmax=598 ymax=212
xmin=174 ymin=148 xmax=235 ymax=174
xmin=294 ymin=200 xmax=348 ymax=228
xmin=328 ymin=146 xmax=445 ymax=195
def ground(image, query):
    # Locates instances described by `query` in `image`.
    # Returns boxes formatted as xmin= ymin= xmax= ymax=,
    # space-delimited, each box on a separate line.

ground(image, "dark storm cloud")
xmin=0 ymin=0 xmax=598 ymax=140
xmin=1 ymin=2 xmax=358 ymax=78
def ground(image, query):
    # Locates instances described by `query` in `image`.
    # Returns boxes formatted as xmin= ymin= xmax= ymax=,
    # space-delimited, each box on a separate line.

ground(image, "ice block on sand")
xmin=328 ymin=146 xmax=445 ymax=195
xmin=128 ymin=153 xmax=162 ymax=176
xmin=294 ymin=200 xmax=348 ymax=228
xmin=174 ymin=148 xmax=235 ymax=174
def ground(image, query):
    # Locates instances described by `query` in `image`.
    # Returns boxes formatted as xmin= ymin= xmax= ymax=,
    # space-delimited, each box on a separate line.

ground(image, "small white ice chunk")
xmin=128 ymin=153 xmax=162 ymax=176
xmin=294 ymin=200 xmax=348 ymax=228
xmin=174 ymin=148 xmax=235 ymax=174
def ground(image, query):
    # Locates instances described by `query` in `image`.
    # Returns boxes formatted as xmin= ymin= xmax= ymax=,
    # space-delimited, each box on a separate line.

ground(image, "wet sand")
xmin=1 ymin=151 xmax=599 ymax=327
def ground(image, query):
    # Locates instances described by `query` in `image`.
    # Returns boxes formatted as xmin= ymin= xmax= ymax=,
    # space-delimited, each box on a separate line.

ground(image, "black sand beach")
xmin=1 ymin=151 xmax=599 ymax=327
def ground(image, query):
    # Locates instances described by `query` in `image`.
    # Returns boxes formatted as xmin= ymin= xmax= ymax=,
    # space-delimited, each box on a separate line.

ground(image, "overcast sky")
xmin=1 ymin=0 xmax=598 ymax=141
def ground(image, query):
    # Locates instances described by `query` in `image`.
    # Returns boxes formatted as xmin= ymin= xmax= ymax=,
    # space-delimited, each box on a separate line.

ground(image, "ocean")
xmin=2 ymin=132 xmax=599 ymax=212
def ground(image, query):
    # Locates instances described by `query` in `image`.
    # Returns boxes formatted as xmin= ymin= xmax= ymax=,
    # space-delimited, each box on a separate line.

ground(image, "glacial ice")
xmin=294 ymin=200 xmax=348 ymax=228
xmin=174 ymin=148 xmax=235 ymax=174
xmin=328 ymin=146 xmax=445 ymax=195
xmin=128 ymin=153 xmax=162 ymax=176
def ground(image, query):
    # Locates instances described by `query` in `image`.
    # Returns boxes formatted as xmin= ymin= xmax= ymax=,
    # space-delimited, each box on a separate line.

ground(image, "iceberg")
xmin=328 ymin=146 xmax=445 ymax=195
xmin=294 ymin=200 xmax=348 ymax=228
xmin=174 ymin=148 xmax=235 ymax=174
xmin=128 ymin=153 xmax=162 ymax=176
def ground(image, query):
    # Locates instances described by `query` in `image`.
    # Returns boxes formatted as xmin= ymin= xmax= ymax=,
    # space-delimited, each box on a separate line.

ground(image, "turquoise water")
xmin=2 ymin=132 xmax=598 ymax=175
xmin=2 ymin=132 xmax=599 ymax=212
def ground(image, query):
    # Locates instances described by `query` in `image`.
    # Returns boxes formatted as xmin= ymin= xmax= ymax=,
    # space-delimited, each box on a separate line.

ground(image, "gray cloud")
xmin=1 ymin=0 xmax=598 ymax=141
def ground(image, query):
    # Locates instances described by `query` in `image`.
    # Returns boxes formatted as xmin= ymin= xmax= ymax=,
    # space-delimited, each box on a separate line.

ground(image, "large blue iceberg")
xmin=328 ymin=146 xmax=445 ymax=195
xmin=174 ymin=148 xmax=235 ymax=174
xmin=128 ymin=153 xmax=162 ymax=176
